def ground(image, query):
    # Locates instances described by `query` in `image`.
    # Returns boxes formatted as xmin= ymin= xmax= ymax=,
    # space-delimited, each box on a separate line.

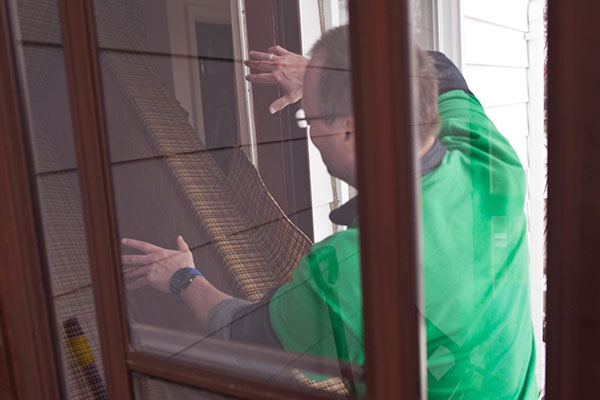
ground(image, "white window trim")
xmin=165 ymin=0 xmax=258 ymax=165
xmin=525 ymin=0 xmax=547 ymax=395
xmin=436 ymin=0 xmax=464 ymax=69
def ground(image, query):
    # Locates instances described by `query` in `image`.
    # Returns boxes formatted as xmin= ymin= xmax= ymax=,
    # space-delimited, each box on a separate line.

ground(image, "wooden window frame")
xmin=349 ymin=0 xmax=424 ymax=398
xmin=0 ymin=0 xmax=63 ymax=398
xmin=544 ymin=0 xmax=600 ymax=398
xmin=2 ymin=0 xmax=600 ymax=398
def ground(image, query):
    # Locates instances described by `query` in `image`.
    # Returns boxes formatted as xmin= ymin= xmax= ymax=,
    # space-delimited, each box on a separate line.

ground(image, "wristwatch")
xmin=170 ymin=267 xmax=203 ymax=303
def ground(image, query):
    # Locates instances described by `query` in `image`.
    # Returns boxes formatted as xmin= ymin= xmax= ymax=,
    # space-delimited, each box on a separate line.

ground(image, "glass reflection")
xmin=91 ymin=0 xmax=545 ymax=398
xmin=94 ymin=0 xmax=361 ymax=395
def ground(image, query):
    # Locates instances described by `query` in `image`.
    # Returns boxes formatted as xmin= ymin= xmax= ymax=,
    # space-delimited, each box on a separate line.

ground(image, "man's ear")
xmin=344 ymin=116 xmax=355 ymax=132
xmin=343 ymin=116 xmax=356 ymax=148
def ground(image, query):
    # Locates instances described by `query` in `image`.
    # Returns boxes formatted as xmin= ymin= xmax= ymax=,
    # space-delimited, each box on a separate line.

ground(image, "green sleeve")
xmin=437 ymin=90 xmax=525 ymax=184
xmin=268 ymin=228 xmax=364 ymax=366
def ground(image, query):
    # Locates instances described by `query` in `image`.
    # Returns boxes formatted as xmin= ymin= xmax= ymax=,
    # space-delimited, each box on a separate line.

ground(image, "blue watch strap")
xmin=170 ymin=267 xmax=204 ymax=303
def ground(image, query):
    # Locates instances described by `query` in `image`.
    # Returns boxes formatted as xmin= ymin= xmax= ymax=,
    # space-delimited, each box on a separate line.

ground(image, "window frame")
xmin=545 ymin=0 xmax=600 ymax=398
xmin=2 ymin=0 xmax=600 ymax=399
xmin=348 ymin=0 xmax=425 ymax=398
xmin=0 ymin=0 xmax=63 ymax=398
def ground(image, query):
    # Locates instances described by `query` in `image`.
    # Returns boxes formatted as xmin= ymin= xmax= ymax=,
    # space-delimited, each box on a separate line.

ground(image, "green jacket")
xmin=267 ymin=88 xmax=537 ymax=398
xmin=209 ymin=53 xmax=537 ymax=399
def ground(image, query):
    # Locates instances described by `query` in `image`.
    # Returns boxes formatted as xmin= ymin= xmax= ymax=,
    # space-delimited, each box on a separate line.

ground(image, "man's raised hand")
xmin=245 ymin=45 xmax=309 ymax=114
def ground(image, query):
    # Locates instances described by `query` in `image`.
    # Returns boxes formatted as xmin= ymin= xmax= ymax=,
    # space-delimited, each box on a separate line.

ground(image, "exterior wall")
xmin=461 ymin=0 xmax=530 ymax=169
xmin=459 ymin=0 xmax=546 ymax=393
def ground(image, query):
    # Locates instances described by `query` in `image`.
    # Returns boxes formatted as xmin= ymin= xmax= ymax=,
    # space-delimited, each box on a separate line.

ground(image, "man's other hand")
xmin=121 ymin=236 xmax=194 ymax=293
xmin=245 ymin=45 xmax=309 ymax=114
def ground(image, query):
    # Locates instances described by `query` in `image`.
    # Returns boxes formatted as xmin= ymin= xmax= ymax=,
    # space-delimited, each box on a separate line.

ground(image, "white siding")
xmin=463 ymin=65 xmax=529 ymax=107
xmin=485 ymin=103 xmax=530 ymax=139
xmin=462 ymin=18 xmax=528 ymax=67
xmin=459 ymin=0 xmax=547 ymax=394
xmin=463 ymin=0 xmax=529 ymax=31
xmin=460 ymin=1 xmax=530 ymax=175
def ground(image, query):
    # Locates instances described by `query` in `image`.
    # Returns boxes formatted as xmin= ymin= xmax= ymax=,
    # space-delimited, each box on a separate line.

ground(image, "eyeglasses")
xmin=294 ymin=108 xmax=346 ymax=129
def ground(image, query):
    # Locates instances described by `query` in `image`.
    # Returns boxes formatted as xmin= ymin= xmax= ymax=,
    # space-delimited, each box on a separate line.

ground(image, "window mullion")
xmin=349 ymin=0 xmax=424 ymax=398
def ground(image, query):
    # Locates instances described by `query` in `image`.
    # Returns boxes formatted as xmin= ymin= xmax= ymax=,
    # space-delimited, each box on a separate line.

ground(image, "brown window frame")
xmin=1 ymin=0 xmax=600 ymax=398
xmin=0 ymin=0 xmax=63 ymax=398
xmin=349 ymin=1 xmax=423 ymax=398
xmin=544 ymin=1 xmax=600 ymax=398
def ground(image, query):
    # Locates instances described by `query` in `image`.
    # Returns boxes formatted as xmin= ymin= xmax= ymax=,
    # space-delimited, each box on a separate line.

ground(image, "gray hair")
xmin=309 ymin=25 xmax=440 ymax=141
xmin=309 ymin=25 xmax=353 ymax=125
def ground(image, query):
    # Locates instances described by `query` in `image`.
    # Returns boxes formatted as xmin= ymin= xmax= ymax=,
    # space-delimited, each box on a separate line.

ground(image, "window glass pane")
xmin=93 ymin=0 xmax=364 ymax=395
xmin=8 ymin=0 xmax=106 ymax=398
xmin=412 ymin=0 xmax=546 ymax=398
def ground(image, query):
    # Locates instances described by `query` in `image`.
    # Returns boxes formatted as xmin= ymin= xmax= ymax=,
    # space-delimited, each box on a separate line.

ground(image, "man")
xmin=122 ymin=26 xmax=537 ymax=398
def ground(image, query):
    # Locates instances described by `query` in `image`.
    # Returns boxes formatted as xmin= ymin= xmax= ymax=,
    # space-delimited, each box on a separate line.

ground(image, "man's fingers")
xmin=121 ymin=238 xmax=163 ymax=253
xmin=126 ymin=277 xmax=148 ymax=290
xmin=245 ymin=73 xmax=277 ymax=84
xmin=177 ymin=235 xmax=189 ymax=252
xmin=244 ymin=60 xmax=276 ymax=72
xmin=248 ymin=50 xmax=275 ymax=61
xmin=121 ymin=253 xmax=157 ymax=265
xmin=123 ymin=265 xmax=152 ymax=278
xmin=269 ymin=95 xmax=296 ymax=114
xmin=268 ymin=45 xmax=290 ymax=56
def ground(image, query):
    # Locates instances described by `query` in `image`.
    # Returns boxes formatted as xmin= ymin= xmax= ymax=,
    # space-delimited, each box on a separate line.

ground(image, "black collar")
xmin=329 ymin=139 xmax=447 ymax=227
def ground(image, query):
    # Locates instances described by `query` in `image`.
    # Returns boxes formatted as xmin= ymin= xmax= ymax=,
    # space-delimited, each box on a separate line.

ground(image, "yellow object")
xmin=67 ymin=335 xmax=94 ymax=366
